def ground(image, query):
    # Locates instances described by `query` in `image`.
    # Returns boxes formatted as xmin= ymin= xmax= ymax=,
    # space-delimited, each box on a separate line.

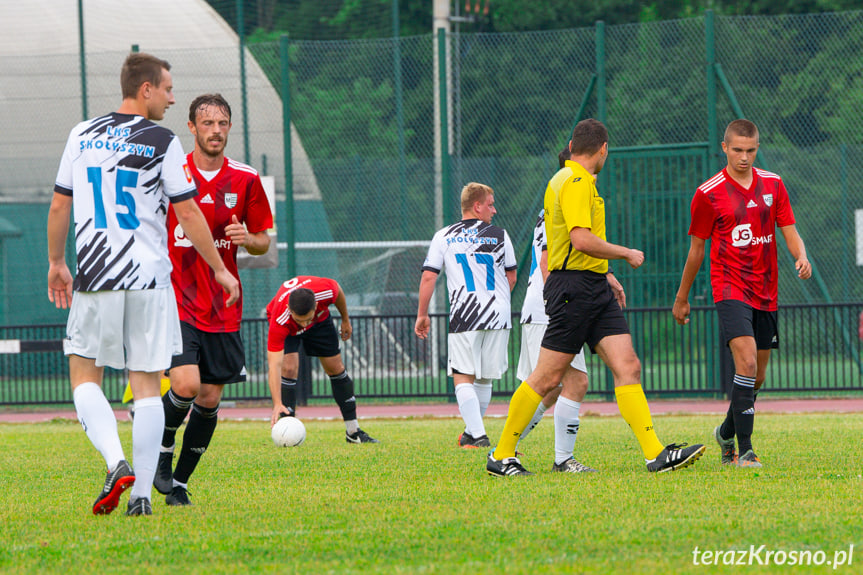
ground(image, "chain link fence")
xmin=2 ymin=11 xmax=862 ymax=330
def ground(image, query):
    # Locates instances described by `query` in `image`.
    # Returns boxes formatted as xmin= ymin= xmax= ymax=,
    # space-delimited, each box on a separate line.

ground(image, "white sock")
xmin=554 ymin=396 xmax=582 ymax=465
xmin=474 ymin=380 xmax=493 ymax=416
xmin=73 ymin=381 xmax=125 ymax=471
xmin=454 ymin=383 xmax=485 ymax=437
xmin=518 ymin=402 xmax=548 ymax=444
xmin=129 ymin=396 xmax=164 ymax=501
xmin=345 ymin=419 xmax=359 ymax=435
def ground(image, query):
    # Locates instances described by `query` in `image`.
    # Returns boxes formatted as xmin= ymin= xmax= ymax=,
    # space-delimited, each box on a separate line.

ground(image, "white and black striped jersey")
xmin=520 ymin=211 xmax=548 ymax=325
xmin=54 ymin=113 xmax=196 ymax=292
xmin=422 ymin=219 xmax=517 ymax=332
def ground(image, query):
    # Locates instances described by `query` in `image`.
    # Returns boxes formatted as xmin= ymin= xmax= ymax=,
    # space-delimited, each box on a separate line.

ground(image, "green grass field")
xmin=2 ymin=413 xmax=861 ymax=574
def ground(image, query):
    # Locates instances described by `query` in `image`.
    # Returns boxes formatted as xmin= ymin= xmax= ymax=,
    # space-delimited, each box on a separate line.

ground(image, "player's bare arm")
xmin=173 ymin=198 xmax=240 ymax=305
xmin=46 ymin=193 xmax=74 ymax=309
xmin=607 ymin=272 xmax=626 ymax=309
xmin=569 ymin=226 xmax=644 ymax=268
xmin=779 ymin=224 xmax=812 ymax=280
xmin=333 ymin=286 xmax=352 ymax=341
xmin=672 ymin=236 xmax=707 ymax=325
xmin=226 ymin=214 xmax=270 ymax=255
xmin=506 ymin=269 xmax=517 ymax=291
xmin=267 ymin=349 xmax=289 ymax=425
xmin=539 ymin=249 xmax=550 ymax=282
xmin=414 ymin=270 xmax=438 ymax=339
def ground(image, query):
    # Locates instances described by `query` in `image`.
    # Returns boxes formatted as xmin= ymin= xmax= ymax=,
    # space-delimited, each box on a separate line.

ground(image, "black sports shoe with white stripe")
xmin=92 ymin=459 xmax=135 ymax=515
xmin=646 ymin=443 xmax=706 ymax=473
xmin=126 ymin=497 xmax=152 ymax=516
xmin=486 ymin=451 xmax=533 ymax=477
xmin=458 ymin=431 xmax=491 ymax=449
xmin=346 ymin=429 xmax=379 ymax=444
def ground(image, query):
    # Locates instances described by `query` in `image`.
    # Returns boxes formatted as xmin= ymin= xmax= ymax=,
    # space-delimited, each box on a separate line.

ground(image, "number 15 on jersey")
xmin=86 ymin=166 xmax=140 ymax=230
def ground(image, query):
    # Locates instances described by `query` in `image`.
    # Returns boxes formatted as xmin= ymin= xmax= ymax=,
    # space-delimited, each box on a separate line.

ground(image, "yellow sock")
xmin=615 ymin=384 xmax=664 ymax=460
xmin=493 ymin=382 xmax=542 ymax=460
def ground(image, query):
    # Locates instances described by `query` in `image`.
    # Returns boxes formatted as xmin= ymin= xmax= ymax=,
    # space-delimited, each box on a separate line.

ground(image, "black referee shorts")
xmin=169 ymin=321 xmax=247 ymax=385
xmin=716 ymin=300 xmax=778 ymax=350
xmin=541 ymin=270 xmax=629 ymax=355
xmin=283 ymin=317 xmax=341 ymax=358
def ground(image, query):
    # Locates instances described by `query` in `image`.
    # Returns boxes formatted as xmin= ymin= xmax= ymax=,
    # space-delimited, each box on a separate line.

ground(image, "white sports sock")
xmin=454 ymin=383 xmax=485 ymax=437
xmin=518 ymin=402 xmax=548 ymax=444
xmin=345 ymin=419 xmax=360 ymax=435
xmin=73 ymin=381 xmax=125 ymax=471
xmin=129 ymin=396 xmax=164 ymax=500
xmin=554 ymin=396 xmax=582 ymax=465
xmin=474 ymin=380 xmax=493 ymax=416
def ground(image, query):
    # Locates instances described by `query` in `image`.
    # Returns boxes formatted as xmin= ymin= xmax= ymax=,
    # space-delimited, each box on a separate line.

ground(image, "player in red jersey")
xmin=673 ymin=119 xmax=811 ymax=468
xmin=266 ymin=276 xmax=379 ymax=443
xmin=154 ymin=94 xmax=273 ymax=505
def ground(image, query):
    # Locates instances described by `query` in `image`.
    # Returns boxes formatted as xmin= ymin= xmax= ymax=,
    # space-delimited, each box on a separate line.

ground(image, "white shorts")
xmin=516 ymin=323 xmax=586 ymax=381
xmin=64 ymin=288 xmax=182 ymax=372
xmin=447 ymin=329 xmax=510 ymax=379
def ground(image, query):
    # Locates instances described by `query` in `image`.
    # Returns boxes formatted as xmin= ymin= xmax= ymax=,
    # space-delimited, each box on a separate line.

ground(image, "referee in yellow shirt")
xmin=487 ymin=119 xmax=706 ymax=476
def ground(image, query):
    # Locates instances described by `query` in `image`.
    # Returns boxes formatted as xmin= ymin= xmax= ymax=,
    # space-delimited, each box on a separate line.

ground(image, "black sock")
xmin=173 ymin=403 xmax=219 ymax=485
xmin=281 ymin=377 xmax=297 ymax=416
xmin=731 ymin=374 xmax=756 ymax=454
xmin=330 ymin=370 xmax=357 ymax=422
xmin=162 ymin=389 xmax=194 ymax=448
xmin=719 ymin=404 xmax=735 ymax=441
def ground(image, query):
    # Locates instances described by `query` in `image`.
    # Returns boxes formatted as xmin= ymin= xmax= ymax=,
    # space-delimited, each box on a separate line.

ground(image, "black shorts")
xmin=169 ymin=322 xmax=247 ymax=385
xmin=541 ymin=270 xmax=629 ymax=355
xmin=283 ymin=318 xmax=341 ymax=358
xmin=716 ymin=300 xmax=778 ymax=350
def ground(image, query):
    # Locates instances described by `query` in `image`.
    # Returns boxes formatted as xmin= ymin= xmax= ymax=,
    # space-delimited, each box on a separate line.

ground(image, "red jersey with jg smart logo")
xmin=689 ymin=167 xmax=796 ymax=311
xmin=167 ymin=154 xmax=272 ymax=332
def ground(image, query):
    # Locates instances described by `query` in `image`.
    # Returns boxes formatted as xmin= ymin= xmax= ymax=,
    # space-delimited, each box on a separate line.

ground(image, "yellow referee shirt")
xmin=543 ymin=159 xmax=608 ymax=273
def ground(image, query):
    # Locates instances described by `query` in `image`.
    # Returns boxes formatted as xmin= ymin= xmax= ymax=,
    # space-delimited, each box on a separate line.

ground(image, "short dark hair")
xmin=288 ymin=288 xmax=316 ymax=316
xmin=558 ymin=143 xmax=571 ymax=169
xmin=189 ymin=93 xmax=232 ymax=124
xmin=569 ymin=119 xmax=608 ymax=156
xmin=121 ymin=53 xmax=170 ymax=100
xmin=724 ymin=119 xmax=759 ymax=143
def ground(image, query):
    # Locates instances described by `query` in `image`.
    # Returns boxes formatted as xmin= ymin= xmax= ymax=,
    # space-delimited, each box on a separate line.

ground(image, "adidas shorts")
xmin=716 ymin=300 xmax=778 ymax=350
xmin=447 ymin=329 xmax=510 ymax=379
xmin=169 ymin=322 xmax=247 ymax=386
xmin=517 ymin=323 xmax=586 ymax=381
xmin=64 ymin=288 xmax=182 ymax=372
xmin=283 ymin=318 xmax=341 ymax=358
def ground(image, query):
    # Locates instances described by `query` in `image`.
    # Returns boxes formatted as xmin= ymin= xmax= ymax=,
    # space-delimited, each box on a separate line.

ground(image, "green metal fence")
xmin=3 ymin=303 xmax=861 ymax=406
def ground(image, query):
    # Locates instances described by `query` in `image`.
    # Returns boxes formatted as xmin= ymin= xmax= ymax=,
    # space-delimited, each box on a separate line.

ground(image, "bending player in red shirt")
xmin=266 ymin=276 xmax=379 ymax=444
xmin=673 ymin=119 xmax=811 ymax=468
xmin=155 ymin=94 xmax=273 ymax=505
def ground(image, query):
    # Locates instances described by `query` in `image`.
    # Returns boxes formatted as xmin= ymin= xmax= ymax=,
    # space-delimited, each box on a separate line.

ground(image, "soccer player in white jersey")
xmin=415 ymin=182 xmax=517 ymax=448
xmin=47 ymin=53 xmax=239 ymax=517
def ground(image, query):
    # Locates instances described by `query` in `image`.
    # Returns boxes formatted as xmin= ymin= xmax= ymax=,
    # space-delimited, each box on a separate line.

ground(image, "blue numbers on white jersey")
xmin=86 ymin=166 xmax=140 ymax=230
xmin=455 ymin=252 xmax=495 ymax=292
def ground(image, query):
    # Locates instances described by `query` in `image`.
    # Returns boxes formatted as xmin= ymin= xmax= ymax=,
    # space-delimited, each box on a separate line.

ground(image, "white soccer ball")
xmin=271 ymin=416 xmax=306 ymax=447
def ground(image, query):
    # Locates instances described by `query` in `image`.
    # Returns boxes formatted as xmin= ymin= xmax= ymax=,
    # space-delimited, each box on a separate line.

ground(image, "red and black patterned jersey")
xmin=167 ymin=154 xmax=273 ymax=332
xmin=266 ymin=276 xmax=340 ymax=351
xmin=689 ymin=167 xmax=796 ymax=311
